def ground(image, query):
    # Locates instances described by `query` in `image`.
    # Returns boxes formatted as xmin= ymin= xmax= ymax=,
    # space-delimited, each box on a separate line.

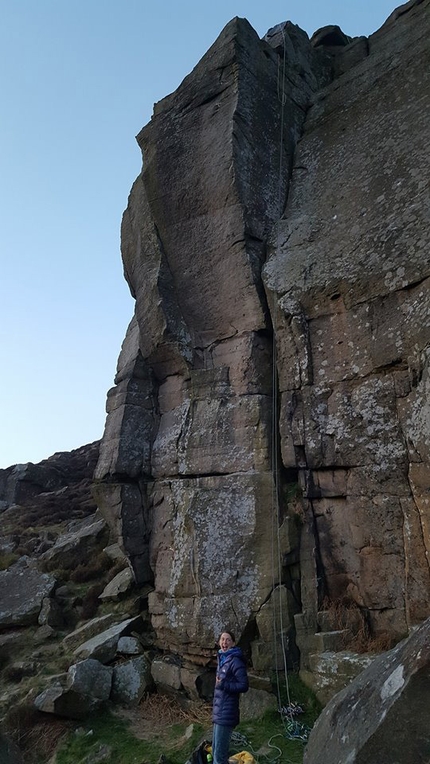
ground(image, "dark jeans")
xmin=212 ymin=723 xmax=233 ymax=764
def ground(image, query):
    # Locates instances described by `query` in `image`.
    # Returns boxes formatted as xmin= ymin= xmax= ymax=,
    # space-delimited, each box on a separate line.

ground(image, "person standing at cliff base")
xmin=212 ymin=631 xmax=249 ymax=764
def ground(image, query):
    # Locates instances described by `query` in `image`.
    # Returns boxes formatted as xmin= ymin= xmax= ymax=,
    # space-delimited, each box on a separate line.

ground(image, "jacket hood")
xmin=218 ymin=646 xmax=243 ymax=658
xmin=218 ymin=646 xmax=245 ymax=666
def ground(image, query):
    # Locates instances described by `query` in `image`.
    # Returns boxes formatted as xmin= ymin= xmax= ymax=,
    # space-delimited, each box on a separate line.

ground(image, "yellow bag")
xmin=228 ymin=752 xmax=256 ymax=764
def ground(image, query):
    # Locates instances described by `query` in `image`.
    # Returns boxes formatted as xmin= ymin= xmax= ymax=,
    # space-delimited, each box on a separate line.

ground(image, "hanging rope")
xmin=270 ymin=24 xmax=293 ymax=715
xmin=270 ymin=30 xmax=314 ymax=749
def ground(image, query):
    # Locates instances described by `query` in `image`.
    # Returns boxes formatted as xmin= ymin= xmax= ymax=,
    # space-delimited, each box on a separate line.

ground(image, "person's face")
xmin=219 ymin=632 xmax=235 ymax=651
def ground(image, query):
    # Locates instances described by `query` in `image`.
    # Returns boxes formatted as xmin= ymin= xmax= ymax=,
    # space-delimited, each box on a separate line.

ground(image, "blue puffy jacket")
xmin=212 ymin=646 xmax=249 ymax=727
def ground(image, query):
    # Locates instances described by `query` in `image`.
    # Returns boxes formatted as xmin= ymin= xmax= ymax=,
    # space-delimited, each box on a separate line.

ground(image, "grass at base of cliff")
xmin=54 ymin=715 xmax=152 ymax=764
xmin=55 ymin=709 xmax=205 ymax=764
xmin=55 ymin=677 xmax=321 ymax=764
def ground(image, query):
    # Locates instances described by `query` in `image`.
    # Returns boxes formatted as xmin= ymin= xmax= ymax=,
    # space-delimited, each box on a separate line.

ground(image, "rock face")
xmin=303 ymin=616 xmax=430 ymax=764
xmin=94 ymin=0 xmax=430 ymax=681
xmin=94 ymin=15 xmax=310 ymax=659
xmin=0 ymin=441 xmax=99 ymax=524
xmin=264 ymin=0 xmax=430 ymax=646
xmin=0 ymin=557 xmax=56 ymax=627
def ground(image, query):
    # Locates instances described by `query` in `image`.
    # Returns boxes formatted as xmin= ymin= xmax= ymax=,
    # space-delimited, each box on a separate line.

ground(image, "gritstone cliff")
xmin=93 ymin=0 xmax=430 ymax=689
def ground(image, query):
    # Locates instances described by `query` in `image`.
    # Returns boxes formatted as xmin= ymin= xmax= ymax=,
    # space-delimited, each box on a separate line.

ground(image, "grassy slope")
xmin=54 ymin=675 xmax=321 ymax=764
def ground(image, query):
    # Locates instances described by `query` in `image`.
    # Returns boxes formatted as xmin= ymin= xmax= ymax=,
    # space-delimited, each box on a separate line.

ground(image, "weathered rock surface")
xmin=94 ymin=0 xmax=430 ymax=689
xmin=0 ymin=557 xmax=56 ymax=627
xmin=99 ymin=567 xmax=133 ymax=601
xmin=264 ymin=0 xmax=430 ymax=651
xmin=301 ymin=650 xmax=375 ymax=705
xmin=0 ymin=7 xmax=427 ymax=750
xmin=40 ymin=513 xmax=108 ymax=570
xmin=111 ymin=655 xmax=153 ymax=705
xmin=151 ymin=657 xmax=182 ymax=690
xmin=117 ymin=636 xmax=142 ymax=655
xmin=240 ymin=687 xmax=277 ymax=720
xmin=38 ymin=596 xmax=63 ymax=627
xmin=0 ymin=630 xmax=28 ymax=660
xmin=73 ymin=616 xmax=144 ymax=663
xmin=94 ymin=14 xmax=317 ymax=658
xmin=62 ymin=613 xmax=124 ymax=651
xmin=303 ymin=615 xmax=430 ymax=764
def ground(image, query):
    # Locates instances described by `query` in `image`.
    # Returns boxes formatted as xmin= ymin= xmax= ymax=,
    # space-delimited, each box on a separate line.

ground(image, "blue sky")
xmin=0 ymin=0 xmax=397 ymax=467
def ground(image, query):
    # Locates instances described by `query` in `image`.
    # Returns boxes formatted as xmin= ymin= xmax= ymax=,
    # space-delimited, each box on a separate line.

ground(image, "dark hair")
xmin=218 ymin=630 xmax=236 ymax=643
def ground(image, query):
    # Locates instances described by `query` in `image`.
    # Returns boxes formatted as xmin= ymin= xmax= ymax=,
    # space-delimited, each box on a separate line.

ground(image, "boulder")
xmin=303 ymin=617 xmax=430 ymax=764
xmin=40 ymin=514 xmax=108 ymax=570
xmin=67 ymin=659 xmax=112 ymax=699
xmin=38 ymin=596 xmax=63 ymax=627
xmin=103 ymin=543 xmax=126 ymax=562
xmin=33 ymin=624 xmax=55 ymax=643
xmin=73 ymin=616 xmax=144 ymax=663
xmin=111 ymin=655 xmax=153 ymax=705
xmin=310 ymin=24 xmax=351 ymax=48
xmin=0 ymin=537 xmax=16 ymax=554
xmin=117 ymin=636 xmax=142 ymax=655
xmin=240 ymin=687 xmax=277 ymax=720
xmin=62 ymin=613 xmax=124 ymax=652
xmin=4 ymin=660 xmax=38 ymax=680
xmin=151 ymin=658 xmax=182 ymax=691
xmin=0 ymin=630 xmax=29 ymax=659
xmin=99 ymin=567 xmax=134 ymax=601
xmin=180 ymin=665 xmax=215 ymax=701
xmin=81 ymin=744 xmax=112 ymax=764
xmin=0 ymin=557 xmax=56 ymax=627
xmin=34 ymin=658 xmax=113 ymax=719
xmin=301 ymin=650 xmax=375 ymax=705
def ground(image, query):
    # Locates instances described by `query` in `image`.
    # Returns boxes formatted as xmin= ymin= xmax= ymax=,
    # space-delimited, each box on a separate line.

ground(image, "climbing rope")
xmin=270 ymin=23 xmax=292 ymax=715
xmin=270 ymin=31 xmax=315 ymax=750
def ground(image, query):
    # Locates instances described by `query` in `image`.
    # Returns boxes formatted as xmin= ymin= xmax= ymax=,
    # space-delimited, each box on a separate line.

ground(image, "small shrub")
xmin=4 ymin=702 xmax=70 ymax=763
xmin=69 ymin=551 xmax=112 ymax=583
xmin=0 ymin=551 xmax=18 ymax=570
xmin=140 ymin=692 xmax=212 ymax=727
xmin=80 ymin=582 xmax=105 ymax=619
xmin=320 ymin=596 xmax=397 ymax=653
xmin=3 ymin=663 xmax=35 ymax=683
xmin=350 ymin=629 xmax=396 ymax=653
xmin=286 ymin=482 xmax=301 ymax=502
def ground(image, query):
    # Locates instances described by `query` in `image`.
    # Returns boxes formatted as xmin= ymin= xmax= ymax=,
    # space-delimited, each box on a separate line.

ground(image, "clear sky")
xmin=0 ymin=0 xmax=397 ymax=468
